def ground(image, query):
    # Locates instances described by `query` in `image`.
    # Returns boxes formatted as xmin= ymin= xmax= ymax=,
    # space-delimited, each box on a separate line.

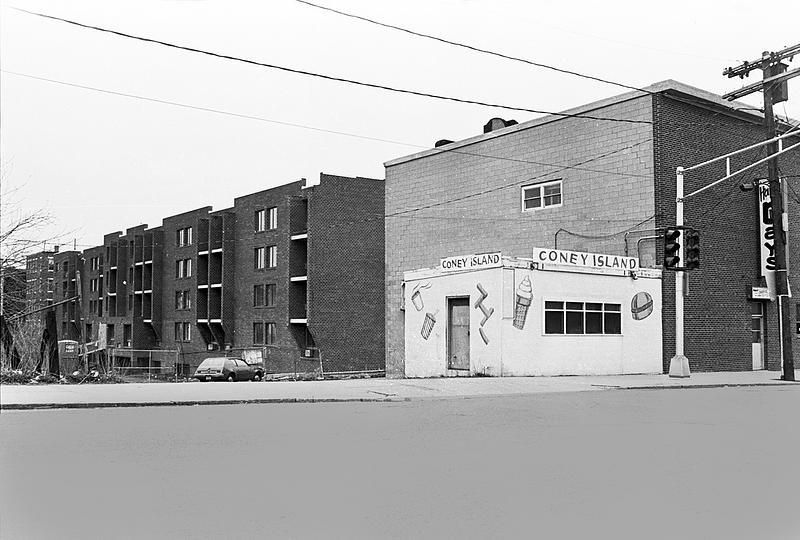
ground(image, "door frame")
xmin=446 ymin=295 xmax=471 ymax=372
xmin=750 ymin=301 xmax=765 ymax=370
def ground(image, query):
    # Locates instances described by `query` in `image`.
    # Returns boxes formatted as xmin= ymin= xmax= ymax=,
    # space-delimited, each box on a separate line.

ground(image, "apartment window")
xmin=123 ymin=324 xmax=132 ymax=347
xmin=253 ymin=284 xmax=265 ymax=307
xmin=522 ymin=180 xmax=562 ymax=211
xmin=175 ymin=290 xmax=191 ymax=310
xmin=253 ymin=321 xmax=276 ymax=345
xmin=177 ymin=226 xmax=193 ymax=247
xmin=90 ymin=278 xmax=98 ymax=292
xmin=255 ymin=207 xmax=278 ymax=232
xmin=90 ymin=257 xmax=99 ymax=271
xmin=265 ymin=283 xmax=276 ymax=307
xmin=254 ymin=247 xmax=265 ymax=270
xmin=544 ymin=301 xmax=621 ymax=335
xmin=255 ymin=245 xmax=277 ymax=270
xmin=255 ymin=209 xmax=265 ymax=232
xmin=176 ymin=258 xmax=192 ymax=278
xmin=174 ymin=322 xmax=192 ymax=342
xmin=254 ymin=284 xmax=277 ymax=307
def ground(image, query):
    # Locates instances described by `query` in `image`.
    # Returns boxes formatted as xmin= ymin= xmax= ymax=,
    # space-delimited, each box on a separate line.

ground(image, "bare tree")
xmin=0 ymin=162 xmax=59 ymax=371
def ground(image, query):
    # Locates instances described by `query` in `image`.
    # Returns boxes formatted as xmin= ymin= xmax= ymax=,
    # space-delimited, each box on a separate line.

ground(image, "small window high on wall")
xmin=522 ymin=180 xmax=562 ymax=211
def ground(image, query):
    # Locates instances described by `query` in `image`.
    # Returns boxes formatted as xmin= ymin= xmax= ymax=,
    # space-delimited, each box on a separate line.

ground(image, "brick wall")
xmin=232 ymin=182 xmax=305 ymax=373
xmin=161 ymin=208 xmax=210 ymax=367
xmin=308 ymin=173 xmax=385 ymax=373
xmin=384 ymin=97 xmax=655 ymax=377
xmin=653 ymin=93 xmax=800 ymax=372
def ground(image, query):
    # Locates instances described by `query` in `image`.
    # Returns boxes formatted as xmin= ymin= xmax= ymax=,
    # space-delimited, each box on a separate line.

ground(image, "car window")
xmin=198 ymin=358 xmax=226 ymax=369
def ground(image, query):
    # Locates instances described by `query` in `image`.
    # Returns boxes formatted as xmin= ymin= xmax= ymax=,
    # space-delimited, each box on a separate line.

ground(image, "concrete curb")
xmin=3 ymin=380 xmax=798 ymax=410
xmin=0 ymin=397 xmax=411 ymax=411
xmin=614 ymin=381 xmax=799 ymax=390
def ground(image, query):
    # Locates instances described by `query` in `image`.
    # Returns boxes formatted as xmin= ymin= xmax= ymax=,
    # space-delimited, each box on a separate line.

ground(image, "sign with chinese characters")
xmin=440 ymin=252 xmax=502 ymax=272
xmin=757 ymin=180 xmax=776 ymax=300
xmin=533 ymin=248 xmax=639 ymax=271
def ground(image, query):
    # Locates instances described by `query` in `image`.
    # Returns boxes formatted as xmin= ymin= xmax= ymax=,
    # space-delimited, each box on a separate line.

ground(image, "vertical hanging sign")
xmin=757 ymin=180 xmax=776 ymax=300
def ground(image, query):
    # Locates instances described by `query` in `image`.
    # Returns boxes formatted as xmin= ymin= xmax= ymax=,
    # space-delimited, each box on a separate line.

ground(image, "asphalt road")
xmin=2 ymin=386 xmax=799 ymax=540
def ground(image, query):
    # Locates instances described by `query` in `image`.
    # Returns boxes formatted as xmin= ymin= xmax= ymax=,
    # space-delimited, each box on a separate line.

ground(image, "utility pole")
xmin=724 ymin=44 xmax=799 ymax=381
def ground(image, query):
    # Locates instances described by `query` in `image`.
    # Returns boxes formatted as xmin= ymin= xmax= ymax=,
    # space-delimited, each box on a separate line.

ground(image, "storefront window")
xmin=545 ymin=301 xmax=621 ymax=335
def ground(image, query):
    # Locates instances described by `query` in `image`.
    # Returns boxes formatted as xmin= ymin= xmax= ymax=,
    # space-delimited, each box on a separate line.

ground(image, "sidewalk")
xmin=2 ymin=369 xmax=798 ymax=410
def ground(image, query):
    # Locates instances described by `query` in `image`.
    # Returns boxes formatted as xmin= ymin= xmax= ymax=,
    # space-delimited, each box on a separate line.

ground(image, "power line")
xmin=294 ymin=0 xmax=652 ymax=96
xmin=11 ymin=7 xmax=653 ymax=125
xmin=386 ymin=138 xmax=651 ymax=217
xmin=3 ymin=70 xmax=651 ymax=179
xmin=552 ymin=214 xmax=657 ymax=241
xmin=2 ymin=70 xmax=417 ymax=148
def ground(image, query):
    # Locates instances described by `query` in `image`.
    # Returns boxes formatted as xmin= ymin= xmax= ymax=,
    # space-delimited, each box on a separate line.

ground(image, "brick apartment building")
xmin=384 ymin=80 xmax=800 ymax=377
xmin=25 ymin=173 xmax=384 ymax=375
xmin=25 ymin=250 xmax=56 ymax=314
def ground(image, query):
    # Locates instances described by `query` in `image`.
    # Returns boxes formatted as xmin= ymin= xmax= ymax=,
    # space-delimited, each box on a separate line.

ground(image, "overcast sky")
xmin=2 ymin=0 xmax=799 ymax=256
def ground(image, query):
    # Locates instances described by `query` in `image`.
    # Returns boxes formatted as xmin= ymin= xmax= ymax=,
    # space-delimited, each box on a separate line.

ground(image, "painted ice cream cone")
xmin=513 ymin=275 xmax=532 ymax=330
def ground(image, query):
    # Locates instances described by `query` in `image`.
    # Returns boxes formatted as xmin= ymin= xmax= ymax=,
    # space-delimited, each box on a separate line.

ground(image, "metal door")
xmin=750 ymin=302 xmax=764 ymax=370
xmin=447 ymin=297 xmax=470 ymax=371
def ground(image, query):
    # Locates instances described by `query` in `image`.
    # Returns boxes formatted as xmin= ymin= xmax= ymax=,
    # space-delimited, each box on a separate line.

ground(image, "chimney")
xmin=483 ymin=118 xmax=518 ymax=134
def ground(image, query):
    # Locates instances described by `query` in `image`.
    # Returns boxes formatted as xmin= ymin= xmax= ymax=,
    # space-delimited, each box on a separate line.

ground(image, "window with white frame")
xmin=254 ymin=247 xmax=266 ymax=270
xmin=175 ymin=290 xmax=191 ymax=310
xmin=544 ymin=301 xmax=621 ymax=335
xmin=255 ymin=207 xmax=277 ymax=232
xmin=177 ymin=227 xmax=193 ymax=247
xmin=255 ymin=209 xmax=266 ymax=232
xmin=176 ymin=258 xmax=192 ymax=278
xmin=267 ymin=245 xmax=277 ymax=268
xmin=522 ymin=180 xmax=562 ymax=211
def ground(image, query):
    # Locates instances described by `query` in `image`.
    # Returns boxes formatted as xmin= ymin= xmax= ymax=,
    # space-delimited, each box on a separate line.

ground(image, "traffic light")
xmin=684 ymin=228 xmax=700 ymax=270
xmin=663 ymin=227 xmax=683 ymax=269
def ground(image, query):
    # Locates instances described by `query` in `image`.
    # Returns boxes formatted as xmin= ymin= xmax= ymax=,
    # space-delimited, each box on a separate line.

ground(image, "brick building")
xmin=24 ymin=173 xmax=384 ymax=375
xmin=25 ymin=249 xmax=56 ymax=314
xmin=384 ymin=80 xmax=799 ymax=377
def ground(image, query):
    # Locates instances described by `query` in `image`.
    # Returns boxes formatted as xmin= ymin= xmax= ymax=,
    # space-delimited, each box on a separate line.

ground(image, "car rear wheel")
xmin=227 ymin=373 xmax=235 ymax=382
xmin=253 ymin=373 xmax=262 ymax=382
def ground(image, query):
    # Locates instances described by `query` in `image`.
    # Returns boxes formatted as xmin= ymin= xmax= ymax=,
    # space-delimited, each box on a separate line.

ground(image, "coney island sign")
xmin=533 ymin=248 xmax=638 ymax=271
xmin=440 ymin=252 xmax=502 ymax=271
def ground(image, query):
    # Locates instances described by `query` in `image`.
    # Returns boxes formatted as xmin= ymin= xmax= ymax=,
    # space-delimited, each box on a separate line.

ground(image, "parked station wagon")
xmin=193 ymin=357 xmax=264 ymax=382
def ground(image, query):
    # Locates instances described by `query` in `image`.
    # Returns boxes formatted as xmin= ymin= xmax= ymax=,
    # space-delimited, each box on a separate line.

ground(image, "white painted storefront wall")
xmin=403 ymin=257 xmax=662 ymax=378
